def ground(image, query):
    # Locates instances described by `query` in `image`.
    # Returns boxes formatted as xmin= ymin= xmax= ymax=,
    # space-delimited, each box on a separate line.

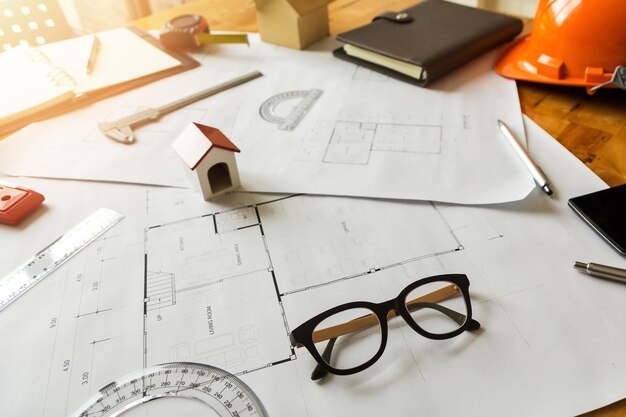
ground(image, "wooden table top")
xmin=134 ymin=1 xmax=626 ymax=416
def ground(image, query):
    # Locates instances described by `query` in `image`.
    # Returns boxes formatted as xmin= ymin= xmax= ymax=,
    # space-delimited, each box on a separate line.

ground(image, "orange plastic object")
xmin=495 ymin=0 xmax=626 ymax=92
xmin=0 ymin=183 xmax=45 ymax=225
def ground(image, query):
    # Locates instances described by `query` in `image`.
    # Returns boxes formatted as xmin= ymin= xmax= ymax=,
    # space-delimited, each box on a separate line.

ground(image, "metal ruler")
xmin=259 ymin=89 xmax=322 ymax=131
xmin=0 ymin=208 xmax=124 ymax=312
xmin=70 ymin=362 xmax=268 ymax=417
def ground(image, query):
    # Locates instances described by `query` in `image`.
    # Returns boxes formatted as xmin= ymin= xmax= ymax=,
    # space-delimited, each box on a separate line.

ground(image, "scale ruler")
xmin=0 ymin=207 xmax=124 ymax=312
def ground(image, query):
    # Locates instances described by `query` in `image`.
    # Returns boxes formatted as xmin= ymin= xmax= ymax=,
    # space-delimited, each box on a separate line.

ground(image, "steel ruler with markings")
xmin=0 ymin=207 xmax=124 ymax=312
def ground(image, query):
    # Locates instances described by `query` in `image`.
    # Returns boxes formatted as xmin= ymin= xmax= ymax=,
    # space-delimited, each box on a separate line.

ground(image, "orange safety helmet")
xmin=494 ymin=0 xmax=626 ymax=94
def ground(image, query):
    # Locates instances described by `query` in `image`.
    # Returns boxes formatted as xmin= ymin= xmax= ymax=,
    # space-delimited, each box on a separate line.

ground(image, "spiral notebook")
xmin=0 ymin=27 xmax=197 ymax=132
xmin=0 ymin=45 xmax=76 ymax=126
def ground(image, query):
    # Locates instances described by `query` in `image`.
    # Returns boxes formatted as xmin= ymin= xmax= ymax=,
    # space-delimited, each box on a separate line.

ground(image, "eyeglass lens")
xmin=312 ymin=307 xmax=382 ymax=371
xmin=404 ymin=281 xmax=467 ymax=334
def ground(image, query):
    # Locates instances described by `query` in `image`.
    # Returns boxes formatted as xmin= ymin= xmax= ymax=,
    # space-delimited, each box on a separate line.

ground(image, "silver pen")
xmin=497 ymin=119 xmax=553 ymax=196
xmin=574 ymin=261 xmax=626 ymax=284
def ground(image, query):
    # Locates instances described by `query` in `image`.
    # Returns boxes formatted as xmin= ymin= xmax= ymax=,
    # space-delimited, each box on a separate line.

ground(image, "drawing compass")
xmin=70 ymin=362 xmax=268 ymax=417
xmin=259 ymin=89 xmax=322 ymax=131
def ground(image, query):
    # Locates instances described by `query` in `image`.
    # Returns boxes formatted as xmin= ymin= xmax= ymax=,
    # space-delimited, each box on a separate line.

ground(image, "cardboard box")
xmin=256 ymin=0 xmax=330 ymax=50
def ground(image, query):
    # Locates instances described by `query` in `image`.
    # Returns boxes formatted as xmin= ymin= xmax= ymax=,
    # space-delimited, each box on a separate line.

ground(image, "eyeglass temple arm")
xmin=310 ymin=337 xmax=338 ymax=380
xmin=309 ymin=284 xmax=462 ymax=344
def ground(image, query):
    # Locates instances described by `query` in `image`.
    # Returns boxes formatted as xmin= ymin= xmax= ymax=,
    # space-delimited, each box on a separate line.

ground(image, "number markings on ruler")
xmin=0 ymin=208 xmax=124 ymax=312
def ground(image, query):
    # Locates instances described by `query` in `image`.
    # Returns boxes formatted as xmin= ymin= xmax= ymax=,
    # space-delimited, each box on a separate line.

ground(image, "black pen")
xmin=574 ymin=261 xmax=626 ymax=284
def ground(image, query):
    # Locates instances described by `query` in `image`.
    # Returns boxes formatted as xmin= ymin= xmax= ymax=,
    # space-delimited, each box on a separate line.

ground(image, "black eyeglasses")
xmin=289 ymin=274 xmax=481 ymax=380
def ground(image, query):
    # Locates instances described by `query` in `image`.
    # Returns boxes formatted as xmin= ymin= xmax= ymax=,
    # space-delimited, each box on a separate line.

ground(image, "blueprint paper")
xmin=0 ymin=34 xmax=533 ymax=204
xmin=1 ymin=117 xmax=626 ymax=417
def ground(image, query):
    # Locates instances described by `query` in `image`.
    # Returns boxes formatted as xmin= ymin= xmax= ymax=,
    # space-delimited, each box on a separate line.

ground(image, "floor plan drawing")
xmin=220 ymin=44 xmax=533 ymax=203
xmin=144 ymin=206 xmax=294 ymax=375
xmin=0 ymin=179 xmax=512 ymax=417
xmin=323 ymin=121 xmax=443 ymax=164
xmin=141 ymin=193 xmax=502 ymax=381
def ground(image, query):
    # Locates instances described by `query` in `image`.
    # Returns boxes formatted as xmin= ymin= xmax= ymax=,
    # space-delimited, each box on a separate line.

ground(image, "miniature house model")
xmin=172 ymin=123 xmax=241 ymax=200
xmin=255 ymin=0 xmax=330 ymax=50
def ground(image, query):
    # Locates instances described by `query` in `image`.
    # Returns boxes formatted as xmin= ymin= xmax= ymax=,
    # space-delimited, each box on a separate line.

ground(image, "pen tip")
xmin=542 ymin=185 xmax=553 ymax=195
xmin=574 ymin=261 xmax=586 ymax=270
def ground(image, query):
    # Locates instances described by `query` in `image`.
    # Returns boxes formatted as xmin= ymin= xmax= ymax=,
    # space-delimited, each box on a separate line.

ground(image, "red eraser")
xmin=0 ymin=182 xmax=45 ymax=225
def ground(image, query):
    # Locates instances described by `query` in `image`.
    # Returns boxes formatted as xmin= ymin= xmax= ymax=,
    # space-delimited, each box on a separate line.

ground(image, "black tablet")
xmin=568 ymin=184 xmax=626 ymax=256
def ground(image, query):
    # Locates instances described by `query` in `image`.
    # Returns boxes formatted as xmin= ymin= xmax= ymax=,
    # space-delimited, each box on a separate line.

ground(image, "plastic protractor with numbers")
xmin=70 ymin=362 xmax=268 ymax=417
xmin=259 ymin=89 xmax=322 ymax=131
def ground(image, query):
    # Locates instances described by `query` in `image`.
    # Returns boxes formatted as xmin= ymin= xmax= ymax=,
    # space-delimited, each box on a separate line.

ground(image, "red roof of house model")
xmin=193 ymin=123 xmax=241 ymax=153
xmin=172 ymin=123 xmax=240 ymax=171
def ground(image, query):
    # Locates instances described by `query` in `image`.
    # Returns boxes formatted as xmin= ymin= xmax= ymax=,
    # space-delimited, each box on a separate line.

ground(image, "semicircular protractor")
xmin=259 ymin=89 xmax=322 ymax=131
xmin=69 ymin=362 xmax=268 ymax=417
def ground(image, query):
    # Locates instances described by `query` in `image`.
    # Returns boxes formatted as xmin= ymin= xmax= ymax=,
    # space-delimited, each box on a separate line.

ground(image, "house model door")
xmin=208 ymin=162 xmax=233 ymax=194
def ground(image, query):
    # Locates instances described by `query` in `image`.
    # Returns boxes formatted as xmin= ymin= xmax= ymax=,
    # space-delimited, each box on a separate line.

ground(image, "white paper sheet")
xmin=1 ymin=117 xmax=625 ymax=417
xmin=0 ymin=35 xmax=533 ymax=205
xmin=39 ymin=27 xmax=183 ymax=94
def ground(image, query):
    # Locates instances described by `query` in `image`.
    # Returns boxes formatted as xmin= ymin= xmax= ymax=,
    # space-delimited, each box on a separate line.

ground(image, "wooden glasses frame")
xmin=289 ymin=274 xmax=481 ymax=378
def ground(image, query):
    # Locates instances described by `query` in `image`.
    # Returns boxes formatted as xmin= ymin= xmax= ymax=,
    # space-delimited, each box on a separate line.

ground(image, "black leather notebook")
xmin=334 ymin=0 xmax=523 ymax=86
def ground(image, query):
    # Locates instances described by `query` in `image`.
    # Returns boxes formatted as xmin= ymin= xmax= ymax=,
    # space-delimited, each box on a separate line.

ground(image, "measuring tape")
xmin=70 ymin=362 xmax=268 ymax=417
xmin=0 ymin=208 xmax=124 ymax=312
xmin=159 ymin=14 xmax=248 ymax=50
xmin=259 ymin=89 xmax=323 ymax=131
